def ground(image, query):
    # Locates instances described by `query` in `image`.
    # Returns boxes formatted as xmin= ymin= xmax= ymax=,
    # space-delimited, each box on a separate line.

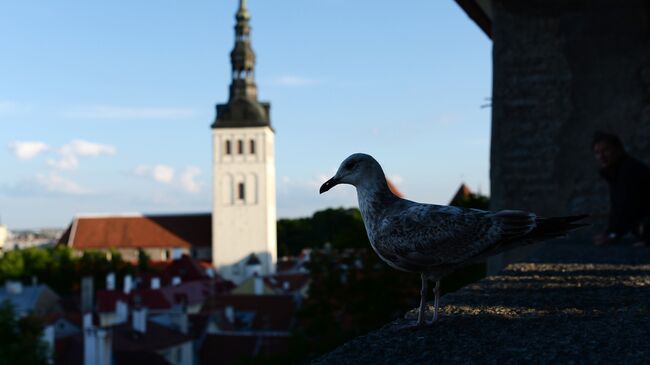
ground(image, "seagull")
xmin=319 ymin=153 xmax=587 ymax=326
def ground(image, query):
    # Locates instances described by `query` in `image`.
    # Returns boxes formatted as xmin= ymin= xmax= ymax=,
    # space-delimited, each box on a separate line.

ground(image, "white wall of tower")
xmin=212 ymin=126 xmax=277 ymax=283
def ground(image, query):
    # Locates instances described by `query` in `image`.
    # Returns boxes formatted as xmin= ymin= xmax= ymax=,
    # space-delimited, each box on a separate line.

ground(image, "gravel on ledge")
xmin=313 ymin=242 xmax=650 ymax=365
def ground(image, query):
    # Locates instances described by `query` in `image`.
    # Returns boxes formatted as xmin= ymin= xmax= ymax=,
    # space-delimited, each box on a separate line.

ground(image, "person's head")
xmin=592 ymin=131 xmax=625 ymax=168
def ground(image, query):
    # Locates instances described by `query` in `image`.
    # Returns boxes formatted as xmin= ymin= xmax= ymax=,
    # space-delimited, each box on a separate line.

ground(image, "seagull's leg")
xmin=432 ymin=280 xmax=441 ymax=322
xmin=417 ymin=272 xmax=428 ymax=326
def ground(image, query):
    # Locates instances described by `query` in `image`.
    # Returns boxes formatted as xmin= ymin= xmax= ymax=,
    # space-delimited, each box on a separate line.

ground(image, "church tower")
xmin=212 ymin=0 xmax=276 ymax=283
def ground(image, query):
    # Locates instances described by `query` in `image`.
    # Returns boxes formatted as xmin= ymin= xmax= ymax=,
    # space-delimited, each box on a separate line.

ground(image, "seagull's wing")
xmin=373 ymin=203 xmax=536 ymax=269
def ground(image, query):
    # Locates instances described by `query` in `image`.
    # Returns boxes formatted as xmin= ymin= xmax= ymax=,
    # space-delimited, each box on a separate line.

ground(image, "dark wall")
xmin=491 ymin=0 xmax=650 ymax=219
xmin=488 ymin=0 xmax=650 ymax=270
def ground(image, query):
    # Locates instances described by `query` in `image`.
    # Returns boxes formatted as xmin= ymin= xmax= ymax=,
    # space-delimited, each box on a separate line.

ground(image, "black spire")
xmin=213 ymin=0 xmax=271 ymax=129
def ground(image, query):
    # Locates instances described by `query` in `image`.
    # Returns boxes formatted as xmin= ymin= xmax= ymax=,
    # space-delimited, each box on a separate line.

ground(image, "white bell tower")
xmin=212 ymin=0 xmax=276 ymax=283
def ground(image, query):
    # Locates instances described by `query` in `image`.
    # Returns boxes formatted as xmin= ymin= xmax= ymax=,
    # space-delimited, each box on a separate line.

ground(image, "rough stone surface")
xmin=313 ymin=242 xmax=650 ymax=364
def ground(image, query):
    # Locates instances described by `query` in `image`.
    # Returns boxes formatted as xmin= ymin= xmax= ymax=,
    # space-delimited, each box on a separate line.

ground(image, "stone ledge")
xmin=313 ymin=242 xmax=650 ymax=364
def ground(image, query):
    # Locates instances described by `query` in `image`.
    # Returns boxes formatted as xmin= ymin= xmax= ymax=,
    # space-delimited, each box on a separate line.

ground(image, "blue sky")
xmin=0 ymin=0 xmax=492 ymax=229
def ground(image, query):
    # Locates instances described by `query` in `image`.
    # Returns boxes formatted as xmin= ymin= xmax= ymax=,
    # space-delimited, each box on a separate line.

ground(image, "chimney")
xmin=83 ymin=319 xmax=96 ymax=365
xmin=115 ymin=300 xmax=128 ymax=324
xmin=132 ymin=308 xmax=147 ymax=333
xmin=95 ymin=329 xmax=112 ymax=365
xmin=106 ymin=273 xmax=116 ymax=290
xmin=6 ymin=280 xmax=22 ymax=294
xmin=81 ymin=276 xmax=94 ymax=312
xmin=42 ymin=324 xmax=55 ymax=362
xmin=171 ymin=276 xmax=181 ymax=286
xmin=254 ymin=276 xmax=264 ymax=295
xmin=123 ymin=275 xmax=133 ymax=294
xmin=83 ymin=312 xmax=93 ymax=329
xmin=150 ymin=277 xmax=161 ymax=289
xmin=224 ymin=305 xmax=235 ymax=323
xmin=84 ymin=315 xmax=112 ymax=365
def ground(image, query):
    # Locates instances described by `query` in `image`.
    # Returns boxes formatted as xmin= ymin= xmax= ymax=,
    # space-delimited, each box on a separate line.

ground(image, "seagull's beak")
xmin=319 ymin=176 xmax=340 ymax=194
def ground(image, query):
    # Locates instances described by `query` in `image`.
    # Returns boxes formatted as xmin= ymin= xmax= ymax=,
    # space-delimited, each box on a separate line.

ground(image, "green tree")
xmin=0 ymin=301 xmax=49 ymax=365
xmin=137 ymin=248 xmax=152 ymax=273
xmin=0 ymin=250 xmax=25 ymax=281
xmin=277 ymin=208 xmax=369 ymax=256
xmin=452 ymin=191 xmax=490 ymax=210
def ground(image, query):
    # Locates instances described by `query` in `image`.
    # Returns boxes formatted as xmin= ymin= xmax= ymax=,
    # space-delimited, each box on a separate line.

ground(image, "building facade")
xmin=212 ymin=0 xmax=277 ymax=283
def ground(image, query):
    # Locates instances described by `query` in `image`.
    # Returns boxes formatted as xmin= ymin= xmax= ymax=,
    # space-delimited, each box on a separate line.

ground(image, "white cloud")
xmin=273 ymin=75 xmax=320 ymax=87
xmin=134 ymin=164 xmax=175 ymax=184
xmin=65 ymin=139 xmax=116 ymax=156
xmin=35 ymin=172 xmax=86 ymax=195
xmin=48 ymin=139 xmax=116 ymax=171
xmin=9 ymin=141 xmax=49 ymax=160
xmin=64 ymin=105 xmax=196 ymax=120
xmin=153 ymin=165 xmax=175 ymax=183
xmin=47 ymin=154 xmax=79 ymax=170
xmin=180 ymin=166 xmax=202 ymax=193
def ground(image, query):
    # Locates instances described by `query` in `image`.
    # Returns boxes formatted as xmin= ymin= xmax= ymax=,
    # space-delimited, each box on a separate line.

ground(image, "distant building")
xmin=0 ymin=281 xmax=62 ymax=318
xmin=212 ymin=0 xmax=277 ymax=283
xmin=58 ymin=213 xmax=212 ymax=261
xmin=449 ymin=183 xmax=473 ymax=206
xmin=0 ymin=224 xmax=7 ymax=252
xmin=199 ymin=294 xmax=297 ymax=365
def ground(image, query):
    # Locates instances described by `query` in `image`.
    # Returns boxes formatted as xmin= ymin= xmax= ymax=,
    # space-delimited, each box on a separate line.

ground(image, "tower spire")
xmin=230 ymin=0 xmax=256 ymax=100
xmin=213 ymin=0 xmax=270 ymax=128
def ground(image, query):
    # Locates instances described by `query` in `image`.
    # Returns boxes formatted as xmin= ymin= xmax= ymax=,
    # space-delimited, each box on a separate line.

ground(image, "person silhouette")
xmin=592 ymin=131 xmax=650 ymax=246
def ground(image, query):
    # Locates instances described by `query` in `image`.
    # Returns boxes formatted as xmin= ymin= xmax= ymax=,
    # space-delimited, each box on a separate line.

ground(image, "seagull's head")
xmin=319 ymin=153 xmax=382 ymax=194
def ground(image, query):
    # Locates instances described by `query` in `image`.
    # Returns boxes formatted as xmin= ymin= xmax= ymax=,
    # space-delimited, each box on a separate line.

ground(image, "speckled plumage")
xmin=320 ymin=153 xmax=587 ymax=324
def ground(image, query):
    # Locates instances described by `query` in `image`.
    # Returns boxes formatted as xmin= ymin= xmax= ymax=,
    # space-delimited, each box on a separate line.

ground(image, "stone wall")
xmin=489 ymin=0 xmax=650 ymax=271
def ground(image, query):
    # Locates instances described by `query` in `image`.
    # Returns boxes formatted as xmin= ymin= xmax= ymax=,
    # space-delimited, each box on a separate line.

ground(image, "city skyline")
xmin=1 ymin=0 xmax=491 ymax=229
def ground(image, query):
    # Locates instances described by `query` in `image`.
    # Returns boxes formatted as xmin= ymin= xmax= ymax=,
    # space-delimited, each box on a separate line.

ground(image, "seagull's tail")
xmin=530 ymin=214 xmax=589 ymax=240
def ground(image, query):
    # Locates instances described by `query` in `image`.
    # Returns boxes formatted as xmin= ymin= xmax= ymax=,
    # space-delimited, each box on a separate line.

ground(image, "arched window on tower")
xmin=238 ymin=140 xmax=244 ymax=154
xmin=238 ymin=182 xmax=246 ymax=201
xmin=225 ymin=140 xmax=232 ymax=155
xmin=250 ymin=139 xmax=256 ymax=154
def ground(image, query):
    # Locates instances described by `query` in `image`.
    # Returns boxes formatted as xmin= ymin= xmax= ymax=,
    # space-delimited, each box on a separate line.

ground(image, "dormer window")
xmin=250 ymin=139 xmax=256 ymax=154
xmin=238 ymin=140 xmax=244 ymax=154
xmin=225 ymin=140 xmax=232 ymax=155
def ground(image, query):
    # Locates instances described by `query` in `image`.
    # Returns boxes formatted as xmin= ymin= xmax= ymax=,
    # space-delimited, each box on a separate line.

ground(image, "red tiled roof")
xmin=449 ymin=183 xmax=473 ymax=205
xmin=203 ymin=295 xmax=296 ymax=331
xmin=160 ymin=254 xmax=209 ymax=283
xmin=96 ymin=290 xmax=130 ymax=312
xmin=59 ymin=213 xmax=211 ymax=249
xmin=132 ymin=289 xmax=172 ymax=310
xmin=96 ymin=289 xmax=172 ymax=313
xmin=160 ymin=281 xmax=209 ymax=307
